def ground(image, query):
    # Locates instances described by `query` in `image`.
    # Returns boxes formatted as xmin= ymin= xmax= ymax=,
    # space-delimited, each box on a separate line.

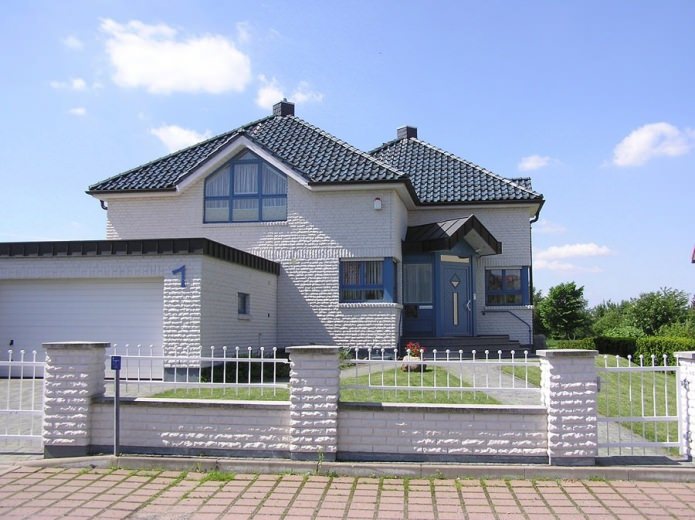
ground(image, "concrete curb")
xmin=16 ymin=455 xmax=695 ymax=482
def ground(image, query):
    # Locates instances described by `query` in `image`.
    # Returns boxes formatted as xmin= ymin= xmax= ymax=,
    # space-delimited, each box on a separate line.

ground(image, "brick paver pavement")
xmin=1 ymin=466 xmax=695 ymax=519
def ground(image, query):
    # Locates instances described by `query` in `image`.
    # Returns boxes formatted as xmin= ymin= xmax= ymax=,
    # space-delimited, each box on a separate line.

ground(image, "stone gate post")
xmin=42 ymin=342 xmax=108 ymax=458
xmin=537 ymin=349 xmax=599 ymax=466
xmin=675 ymin=352 xmax=695 ymax=460
xmin=286 ymin=346 xmax=339 ymax=461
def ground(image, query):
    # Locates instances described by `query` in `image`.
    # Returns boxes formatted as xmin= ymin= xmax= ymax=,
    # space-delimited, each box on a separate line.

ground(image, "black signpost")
xmin=111 ymin=355 xmax=121 ymax=456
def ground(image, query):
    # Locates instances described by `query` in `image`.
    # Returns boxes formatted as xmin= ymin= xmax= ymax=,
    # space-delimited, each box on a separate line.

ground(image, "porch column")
xmin=43 ymin=342 xmax=108 ymax=458
xmin=286 ymin=345 xmax=339 ymax=461
xmin=537 ymin=349 xmax=599 ymax=466
xmin=675 ymin=352 xmax=695 ymax=460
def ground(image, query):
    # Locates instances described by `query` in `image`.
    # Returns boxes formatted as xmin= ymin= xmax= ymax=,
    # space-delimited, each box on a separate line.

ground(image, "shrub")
xmin=635 ymin=336 xmax=695 ymax=365
xmin=552 ymin=338 xmax=596 ymax=350
xmin=593 ymin=336 xmax=637 ymax=357
xmin=601 ymin=325 xmax=645 ymax=339
xmin=658 ymin=317 xmax=695 ymax=339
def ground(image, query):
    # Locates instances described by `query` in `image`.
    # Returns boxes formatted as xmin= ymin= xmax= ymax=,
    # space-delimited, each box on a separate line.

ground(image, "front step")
xmin=400 ymin=335 xmax=531 ymax=359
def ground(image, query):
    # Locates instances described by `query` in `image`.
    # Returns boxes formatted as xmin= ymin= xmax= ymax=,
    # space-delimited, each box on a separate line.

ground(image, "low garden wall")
xmin=42 ymin=342 xmax=695 ymax=466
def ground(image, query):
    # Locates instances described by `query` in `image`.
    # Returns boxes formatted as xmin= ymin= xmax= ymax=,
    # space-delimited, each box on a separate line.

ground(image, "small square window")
xmin=238 ymin=292 xmax=250 ymax=315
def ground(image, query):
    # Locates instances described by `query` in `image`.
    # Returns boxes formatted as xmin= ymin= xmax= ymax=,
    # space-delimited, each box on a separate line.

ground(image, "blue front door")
xmin=440 ymin=260 xmax=472 ymax=336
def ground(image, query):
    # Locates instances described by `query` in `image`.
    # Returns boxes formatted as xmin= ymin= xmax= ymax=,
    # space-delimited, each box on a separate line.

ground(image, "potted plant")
xmin=401 ymin=341 xmax=426 ymax=372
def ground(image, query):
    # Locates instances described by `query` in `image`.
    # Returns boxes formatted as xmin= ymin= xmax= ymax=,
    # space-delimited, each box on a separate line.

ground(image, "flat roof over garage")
xmin=0 ymin=237 xmax=279 ymax=275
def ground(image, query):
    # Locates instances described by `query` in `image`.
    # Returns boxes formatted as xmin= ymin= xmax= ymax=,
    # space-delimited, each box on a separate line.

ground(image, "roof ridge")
xmin=88 ymin=115 xmax=275 ymax=191
xmin=368 ymin=136 xmax=404 ymax=155
xmin=284 ymin=116 xmax=410 ymax=181
xmin=409 ymin=138 xmax=542 ymax=198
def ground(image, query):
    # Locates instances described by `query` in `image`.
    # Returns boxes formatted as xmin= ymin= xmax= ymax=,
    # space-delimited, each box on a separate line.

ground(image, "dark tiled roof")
xmin=404 ymin=217 xmax=501 ymax=255
xmin=0 ymin=238 xmax=279 ymax=275
xmin=371 ymin=138 xmax=542 ymax=204
xmin=89 ymin=116 xmax=404 ymax=193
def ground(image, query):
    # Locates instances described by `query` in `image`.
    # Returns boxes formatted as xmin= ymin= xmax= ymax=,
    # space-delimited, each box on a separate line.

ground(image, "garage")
xmin=0 ymin=278 xmax=163 ymax=376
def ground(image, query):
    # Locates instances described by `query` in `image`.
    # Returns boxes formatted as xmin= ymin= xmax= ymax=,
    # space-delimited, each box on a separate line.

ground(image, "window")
xmin=204 ymin=150 xmax=288 ymax=223
xmin=485 ymin=268 xmax=530 ymax=306
xmin=340 ymin=259 xmax=397 ymax=303
xmin=403 ymin=263 xmax=433 ymax=304
xmin=238 ymin=292 xmax=250 ymax=315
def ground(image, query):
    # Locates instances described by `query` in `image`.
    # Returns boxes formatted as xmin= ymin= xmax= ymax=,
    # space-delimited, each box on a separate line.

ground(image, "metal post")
xmin=111 ymin=355 xmax=121 ymax=457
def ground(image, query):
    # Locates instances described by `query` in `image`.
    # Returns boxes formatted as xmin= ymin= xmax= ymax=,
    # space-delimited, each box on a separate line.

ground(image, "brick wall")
xmin=338 ymin=404 xmax=547 ymax=461
xmin=90 ymin=399 xmax=290 ymax=457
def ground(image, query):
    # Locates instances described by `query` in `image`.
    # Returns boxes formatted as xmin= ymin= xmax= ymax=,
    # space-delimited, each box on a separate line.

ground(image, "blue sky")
xmin=1 ymin=1 xmax=693 ymax=306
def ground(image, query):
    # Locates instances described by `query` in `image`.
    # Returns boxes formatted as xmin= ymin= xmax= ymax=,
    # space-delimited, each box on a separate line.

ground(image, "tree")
xmin=532 ymin=287 xmax=548 ymax=336
xmin=590 ymin=299 xmax=631 ymax=336
xmin=538 ymin=282 xmax=589 ymax=339
xmin=627 ymin=287 xmax=689 ymax=336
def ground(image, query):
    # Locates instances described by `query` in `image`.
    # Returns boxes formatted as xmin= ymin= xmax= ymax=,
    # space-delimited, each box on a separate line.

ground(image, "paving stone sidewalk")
xmin=2 ymin=465 xmax=695 ymax=519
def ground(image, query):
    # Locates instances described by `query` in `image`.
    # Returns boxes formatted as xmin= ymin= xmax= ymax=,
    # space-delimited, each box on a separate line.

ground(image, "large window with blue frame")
xmin=340 ymin=258 xmax=397 ymax=303
xmin=485 ymin=267 xmax=530 ymax=306
xmin=204 ymin=150 xmax=288 ymax=223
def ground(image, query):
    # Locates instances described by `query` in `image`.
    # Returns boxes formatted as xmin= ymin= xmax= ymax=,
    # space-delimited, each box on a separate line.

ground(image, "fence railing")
xmin=597 ymin=354 xmax=682 ymax=456
xmin=341 ymin=347 xmax=541 ymax=405
xmin=103 ymin=345 xmax=290 ymax=400
xmin=0 ymin=350 xmax=44 ymax=450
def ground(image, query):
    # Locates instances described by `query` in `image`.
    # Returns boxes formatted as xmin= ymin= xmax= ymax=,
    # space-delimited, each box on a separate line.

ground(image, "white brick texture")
xmin=676 ymin=352 xmax=695 ymax=459
xmin=42 ymin=342 xmax=108 ymax=457
xmin=538 ymin=349 xmax=599 ymax=465
xmin=287 ymin=346 xmax=339 ymax=461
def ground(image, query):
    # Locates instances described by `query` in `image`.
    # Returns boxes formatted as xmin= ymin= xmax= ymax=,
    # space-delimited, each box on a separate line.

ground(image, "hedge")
xmin=593 ymin=336 xmax=637 ymax=357
xmin=635 ymin=336 xmax=695 ymax=365
xmin=552 ymin=338 xmax=596 ymax=350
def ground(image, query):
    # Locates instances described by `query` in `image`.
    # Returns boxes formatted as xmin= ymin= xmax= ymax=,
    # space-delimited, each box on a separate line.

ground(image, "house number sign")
xmin=172 ymin=265 xmax=186 ymax=287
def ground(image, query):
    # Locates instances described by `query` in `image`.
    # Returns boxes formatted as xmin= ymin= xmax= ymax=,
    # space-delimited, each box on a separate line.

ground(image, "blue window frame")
xmin=340 ymin=258 xmax=397 ymax=303
xmin=485 ymin=267 xmax=530 ymax=306
xmin=204 ymin=150 xmax=287 ymax=223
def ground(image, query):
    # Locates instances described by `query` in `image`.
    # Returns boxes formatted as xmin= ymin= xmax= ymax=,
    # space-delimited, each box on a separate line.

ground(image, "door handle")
xmin=466 ymin=300 xmax=472 ymax=312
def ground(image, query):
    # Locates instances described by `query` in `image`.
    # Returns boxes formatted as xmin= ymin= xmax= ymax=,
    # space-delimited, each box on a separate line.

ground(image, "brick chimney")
xmin=397 ymin=126 xmax=417 ymax=139
xmin=273 ymin=99 xmax=295 ymax=117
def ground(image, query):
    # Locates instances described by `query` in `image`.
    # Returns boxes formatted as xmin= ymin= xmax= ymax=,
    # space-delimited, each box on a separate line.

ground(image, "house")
xmin=0 ymin=101 xmax=543 ymax=373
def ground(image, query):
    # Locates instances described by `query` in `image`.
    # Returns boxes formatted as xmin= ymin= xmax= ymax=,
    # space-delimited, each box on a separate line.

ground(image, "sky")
xmin=1 ymin=0 xmax=693 ymax=306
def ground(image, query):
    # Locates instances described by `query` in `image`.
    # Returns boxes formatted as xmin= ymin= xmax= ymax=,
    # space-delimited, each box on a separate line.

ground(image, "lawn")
xmin=153 ymin=385 xmax=289 ymax=401
xmin=340 ymin=366 xmax=500 ymax=405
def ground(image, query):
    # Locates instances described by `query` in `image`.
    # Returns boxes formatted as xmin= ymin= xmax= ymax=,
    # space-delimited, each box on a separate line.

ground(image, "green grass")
xmin=340 ymin=366 xmax=500 ymax=405
xmin=153 ymin=386 xmax=289 ymax=401
xmin=201 ymin=470 xmax=236 ymax=482
xmin=502 ymin=356 xmax=680 ymax=449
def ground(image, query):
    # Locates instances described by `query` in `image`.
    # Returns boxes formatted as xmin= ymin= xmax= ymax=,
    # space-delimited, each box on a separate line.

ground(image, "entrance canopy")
xmin=403 ymin=216 xmax=501 ymax=256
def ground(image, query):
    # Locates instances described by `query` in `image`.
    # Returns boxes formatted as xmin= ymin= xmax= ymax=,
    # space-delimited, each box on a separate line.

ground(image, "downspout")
xmin=100 ymin=200 xmax=108 ymax=210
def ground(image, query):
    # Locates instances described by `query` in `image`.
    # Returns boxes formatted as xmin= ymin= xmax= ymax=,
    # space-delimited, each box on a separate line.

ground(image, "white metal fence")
xmin=597 ymin=354 xmax=682 ymax=457
xmin=0 ymin=349 xmax=44 ymax=453
xmin=104 ymin=345 xmax=290 ymax=400
xmin=342 ymin=348 xmax=541 ymax=405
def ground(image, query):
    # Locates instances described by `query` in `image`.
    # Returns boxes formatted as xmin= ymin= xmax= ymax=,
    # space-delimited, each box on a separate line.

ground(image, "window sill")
xmin=339 ymin=302 xmax=403 ymax=310
xmin=238 ymin=314 xmax=252 ymax=320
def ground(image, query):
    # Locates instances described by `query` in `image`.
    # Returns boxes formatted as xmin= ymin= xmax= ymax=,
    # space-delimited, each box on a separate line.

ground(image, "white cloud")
xmin=292 ymin=81 xmax=324 ymax=104
xmin=101 ymin=19 xmax=252 ymax=94
xmin=62 ymin=35 xmax=84 ymax=50
xmin=150 ymin=125 xmax=212 ymax=152
xmin=534 ymin=219 xmax=566 ymax=235
xmin=612 ymin=122 xmax=695 ymax=167
xmin=68 ymin=107 xmax=87 ymax=116
xmin=50 ymin=77 xmax=87 ymax=91
xmin=535 ymin=259 xmax=602 ymax=273
xmin=256 ymin=75 xmax=285 ymax=109
xmin=536 ymin=243 xmax=612 ymax=261
xmin=518 ymin=155 xmax=551 ymax=171
xmin=255 ymin=76 xmax=324 ymax=110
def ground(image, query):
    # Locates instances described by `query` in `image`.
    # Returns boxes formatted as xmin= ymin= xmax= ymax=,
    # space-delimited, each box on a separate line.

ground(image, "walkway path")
xmin=1 ymin=464 xmax=695 ymax=519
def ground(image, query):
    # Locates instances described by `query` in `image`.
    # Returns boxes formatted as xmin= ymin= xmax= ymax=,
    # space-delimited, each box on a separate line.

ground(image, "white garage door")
xmin=0 ymin=278 xmax=163 ymax=376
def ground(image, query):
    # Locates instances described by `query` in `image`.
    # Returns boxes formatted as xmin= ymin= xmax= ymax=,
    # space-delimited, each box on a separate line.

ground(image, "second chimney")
xmin=397 ymin=126 xmax=417 ymax=139
xmin=273 ymin=99 xmax=295 ymax=117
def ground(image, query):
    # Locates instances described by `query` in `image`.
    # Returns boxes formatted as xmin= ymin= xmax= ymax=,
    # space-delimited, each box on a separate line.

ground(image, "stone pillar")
xmin=675 ymin=352 xmax=695 ymax=460
xmin=286 ymin=345 xmax=339 ymax=461
xmin=537 ymin=349 xmax=598 ymax=466
xmin=43 ymin=342 xmax=109 ymax=458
